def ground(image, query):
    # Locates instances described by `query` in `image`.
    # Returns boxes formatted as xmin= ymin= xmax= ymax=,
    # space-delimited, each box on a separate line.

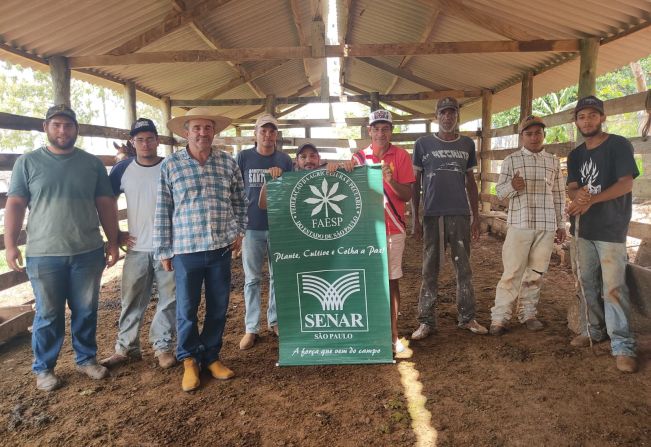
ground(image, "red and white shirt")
xmin=353 ymin=144 xmax=416 ymax=235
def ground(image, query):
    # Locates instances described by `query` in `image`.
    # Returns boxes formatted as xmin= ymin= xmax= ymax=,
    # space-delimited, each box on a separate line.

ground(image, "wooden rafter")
xmin=199 ymin=60 xmax=290 ymax=99
xmin=342 ymin=83 xmax=423 ymax=116
xmin=433 ymin=0 xmax=542 ymax=41
xmin=338 ymin=0 xmax=356 ymax=87
xmin=106 ymin=0 xmax=235 ymax=56
xmin=188 ymin=20 xmax=266 ymax=98
xmin=386 ymin=6 xmax=442 ymax=94
xmin=69 ymin=39 xmax=581 ymax=67
xmin=357 ymin=57 xmax=449 ymax=91
xmin=289 ymin=0 xmax=314 ymax=86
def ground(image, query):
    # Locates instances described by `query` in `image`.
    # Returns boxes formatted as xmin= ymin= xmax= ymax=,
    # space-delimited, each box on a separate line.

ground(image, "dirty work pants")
xmin=575 ymin=238 xmax=636 ymax=357
xmin=417 ymin=215 xmax=475 ymax=327
xmin=491 ymin=227 xmax=554 ymax=324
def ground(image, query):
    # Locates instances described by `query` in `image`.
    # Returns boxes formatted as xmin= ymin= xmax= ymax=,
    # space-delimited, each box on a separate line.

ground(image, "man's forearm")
xmin=96 ymin=196 xmax=119 ymax=245
xmin=4 ymin=197 xmax=27 ymax=249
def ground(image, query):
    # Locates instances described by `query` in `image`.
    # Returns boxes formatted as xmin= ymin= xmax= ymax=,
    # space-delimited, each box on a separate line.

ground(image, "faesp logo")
xmin=297 ymin=269 xmax=369 ymax=333
xmin=289 ymin=170 xmax=362 ymax=240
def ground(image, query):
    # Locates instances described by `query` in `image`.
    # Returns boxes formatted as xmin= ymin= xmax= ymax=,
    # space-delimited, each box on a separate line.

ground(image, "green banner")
xmin=266 ymin=166 xmax=393 ymax=365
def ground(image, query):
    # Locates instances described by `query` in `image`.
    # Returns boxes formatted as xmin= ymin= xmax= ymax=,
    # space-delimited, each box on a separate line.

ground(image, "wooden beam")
xmin=237 ymin=106 xmax=266 ymax=120
xmin=48 ymin=56 xmax=70 ymax=107
xmin=480 ymin=89 xmax=492 ymax=212
xmin=435 ymin=0 xmax=541 ymax=41
xmin=105 ymin=0 xmax=235 ymax=56
xmin=342 ymin=83 xmax=425 ymax=116
xmin=518 ymin=71 xmax=534 ymax=146
xmin=386 ymin=6 xmax=442 ymax=94
xmin=161 ymin=96 xmax=173 ymax=155
xmin=358 ymin=57 xmax=449 ymax=91
xmin=289 ymin=0 xmax=315 ymax=85
xmin=124 ymin=81 xmax=137 ymax=128
xmin=199 ymin=60 xmax=289 ymax=100
xmin=338 ymin=0 xmax=356 ymax=87
xmin=578 ymin=37 xmax=600 ymax=99
xmin=69 ymin=39 xmax=581 ymax=67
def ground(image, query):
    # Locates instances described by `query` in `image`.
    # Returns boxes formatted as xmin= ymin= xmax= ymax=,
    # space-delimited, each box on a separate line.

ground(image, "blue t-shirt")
xmin=236 ymin=147 xmax=293 ymax=230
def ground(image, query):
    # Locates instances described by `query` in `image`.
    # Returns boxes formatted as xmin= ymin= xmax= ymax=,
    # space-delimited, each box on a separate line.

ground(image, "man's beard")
xmin=47 ymin=132 xmax=77 ymax=150
xmin=578 ymin=124 xmax=602 ymax=138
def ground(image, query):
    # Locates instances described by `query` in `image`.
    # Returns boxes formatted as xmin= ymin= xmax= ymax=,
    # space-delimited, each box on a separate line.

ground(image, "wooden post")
xmin=425 ymin=121 xmax=431 ymax=134
xmin=305 ymin=127 xmax=311 ymax=139
xmin=124 ymin=81 xmax=137 ymax=129
xmin=49 ymin=56 xmax=70 ymax=107
xmin=370 ymin=92 xmax=380 ymax=111
xmin=480 ymin=89 xmax=493 ymax=213
xmin=577 ymin=38 xmax=600 ymax=99
xmin=518 ymin=71 xmax=534 ymax=146
xmin=265 ymin=94 xmax=277 ymax=116
xmin=234 ymin=126 xmax=241 ymax=156
xmin=161 ymin=96 xmax=173 ymax=155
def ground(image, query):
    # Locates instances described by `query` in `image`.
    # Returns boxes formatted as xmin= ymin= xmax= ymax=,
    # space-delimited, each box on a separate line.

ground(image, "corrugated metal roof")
xmin=0 ymin=0 xmax=648 ymax=123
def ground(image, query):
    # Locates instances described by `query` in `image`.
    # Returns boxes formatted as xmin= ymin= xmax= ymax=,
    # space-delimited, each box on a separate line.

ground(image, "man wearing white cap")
xmin=236 ymin=113 xmax=293 ymax=350
xmin=340 ymin=109 xmax=415 ymax=353
xmin=153 ymin=108 xmax=247 ymax=391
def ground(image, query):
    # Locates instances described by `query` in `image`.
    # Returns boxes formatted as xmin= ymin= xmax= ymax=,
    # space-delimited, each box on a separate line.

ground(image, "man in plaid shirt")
xmin=489 ymin=115 xmax=566 ymax=335
xmin=154 ymin=108 xmax=247 ymax=392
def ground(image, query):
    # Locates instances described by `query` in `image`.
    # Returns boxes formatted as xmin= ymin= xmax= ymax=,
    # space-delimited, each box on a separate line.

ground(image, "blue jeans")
xmin=173 ymin=248 xmax=231 ymax=365
xmin=26 ymin=246 xmax=106 ymax=373
xmin=576 ymin=238 xmax=636 ymax=357
xmin=115 ymin=250 xmax=176 ymax=356
xmin=242 ymin=230 xmax=276 ymax=333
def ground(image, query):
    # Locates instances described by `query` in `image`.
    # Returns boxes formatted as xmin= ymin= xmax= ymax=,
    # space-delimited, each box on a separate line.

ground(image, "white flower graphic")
xmin=304 ymin=178 xmax=348 ymax=217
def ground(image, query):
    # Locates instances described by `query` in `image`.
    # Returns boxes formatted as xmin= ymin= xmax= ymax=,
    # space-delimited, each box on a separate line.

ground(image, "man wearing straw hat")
xmin=154 ymin=108 xmax=248 ymax=391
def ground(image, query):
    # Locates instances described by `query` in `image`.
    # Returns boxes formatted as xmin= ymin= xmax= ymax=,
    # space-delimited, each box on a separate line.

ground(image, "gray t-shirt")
xmin=8 ymin=147 xmax=114 ymax=256
xmin=413 ymin=133 xmax=477 ymax=216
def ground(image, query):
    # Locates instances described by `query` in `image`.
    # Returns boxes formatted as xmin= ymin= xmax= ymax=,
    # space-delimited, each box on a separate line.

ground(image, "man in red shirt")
xmin=335 ymin=109 xmax=415 ymax=353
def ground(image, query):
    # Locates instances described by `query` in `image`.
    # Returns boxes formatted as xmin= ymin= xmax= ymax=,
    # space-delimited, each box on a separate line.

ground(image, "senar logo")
xmin=297 ymin=269 xmax=369 ymax=333
xmin=289 ymin=170 xmax=362 ymax=240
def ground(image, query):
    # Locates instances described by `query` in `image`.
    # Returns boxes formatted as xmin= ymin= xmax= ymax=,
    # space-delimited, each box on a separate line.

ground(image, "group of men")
xmin=4 ymin=94 xmax=638 ymax=394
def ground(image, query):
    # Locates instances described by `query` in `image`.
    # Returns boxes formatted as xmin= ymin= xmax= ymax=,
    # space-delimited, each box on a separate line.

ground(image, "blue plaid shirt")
xmin=153 ymin=148 xmax=248 ymax=260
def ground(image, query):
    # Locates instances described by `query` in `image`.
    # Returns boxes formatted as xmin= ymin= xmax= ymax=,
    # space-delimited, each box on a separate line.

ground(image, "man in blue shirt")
xmin=154 ymin=108 xmax=247 ymax=391
xmin=236 ymin=114 xmax=293 ymax=350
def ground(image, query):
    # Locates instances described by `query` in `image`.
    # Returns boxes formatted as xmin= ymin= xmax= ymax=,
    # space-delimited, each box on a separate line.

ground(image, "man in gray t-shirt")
xmin=5 ymin=105 xmax=119 ymax=392
xmin=410 ymin=97 xmax=487 ymax=340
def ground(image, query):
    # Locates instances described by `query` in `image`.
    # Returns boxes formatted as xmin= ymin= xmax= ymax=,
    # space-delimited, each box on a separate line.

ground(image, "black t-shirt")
xmin=566 ymin=134 xmax=639 ymax=243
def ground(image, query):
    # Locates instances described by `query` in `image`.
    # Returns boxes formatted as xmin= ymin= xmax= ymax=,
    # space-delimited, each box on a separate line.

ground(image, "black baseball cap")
xmin=45 ymin=104 xmax=78 ymax=125
xmin=574 ymin=95 xmax=605 ymax=117
xmin=130 ymin=118 xmax=158 ymax=137
xmin=297 ymin=143 xmax=319 ymax=156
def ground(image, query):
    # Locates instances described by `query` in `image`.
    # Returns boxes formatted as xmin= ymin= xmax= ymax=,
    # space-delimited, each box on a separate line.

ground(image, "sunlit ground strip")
xmin=397 ymin=346 xmax=437 ymax=447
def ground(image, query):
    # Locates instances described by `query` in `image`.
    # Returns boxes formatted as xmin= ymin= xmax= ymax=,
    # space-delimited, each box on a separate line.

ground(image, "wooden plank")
xmin=357 ymin=57 xmax=449 ymax=91
xmin=480 ymin=193 xmax=509 ymax=210
xmin=626 ymin=263 xmax=651 ymax=316
xmin=578 ymin=38 xmax=600 ymax=99
xmin=480 ymin=90 xmax=493 ymax=212
xmin=0 ymin=309 xmax=34 ymax=343
xmin=0 ymin=270 xmax=29 ymax=292
xmin=0 ymin=230 xmax=26 ymax=251
xmin=629 ymin=221 xmax=651 ymax=241
xmin=68 ymin=39 xmax=580 ymax=67
xmin=0 ymin=304 xmax=32 ymax=322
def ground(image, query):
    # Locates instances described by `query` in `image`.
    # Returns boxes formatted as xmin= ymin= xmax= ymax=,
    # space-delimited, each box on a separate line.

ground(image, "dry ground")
xmin=0 ymin=234 xmax=649 ymax=446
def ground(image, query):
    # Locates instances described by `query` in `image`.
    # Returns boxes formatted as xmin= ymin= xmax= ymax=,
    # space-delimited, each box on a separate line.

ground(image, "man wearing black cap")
xmin=411 ymin=97 xmax=488 ymax=339
xmin=100 ymin=118 xmax=177 ymax=370
xmin=489 ymin=116 xmax=566 ymax=336
xmin=566 ymin=95 xmax=639 ymax=373
xmin=5 ymin=105 xmax=119 ymax=391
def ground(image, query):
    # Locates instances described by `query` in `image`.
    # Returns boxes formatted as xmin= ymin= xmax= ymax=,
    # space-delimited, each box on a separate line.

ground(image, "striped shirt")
xmin=496 ymin=147 xmax=565 ymax=232
xmin=153 ymin=148 xmax=248 ymax=260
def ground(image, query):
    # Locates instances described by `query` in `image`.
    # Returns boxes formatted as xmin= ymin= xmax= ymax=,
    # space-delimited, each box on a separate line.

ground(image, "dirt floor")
xmin=0 ymin=233 xmax=649 ymax=447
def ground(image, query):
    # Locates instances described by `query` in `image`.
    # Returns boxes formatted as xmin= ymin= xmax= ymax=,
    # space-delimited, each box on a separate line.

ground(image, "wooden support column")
xmin=370 ymin=92 xmax=380 ymax=111
xmin=161 ymin=96 xmax=173 ymax=155
xmin=49 ymin=56 xmax=71 ymax=107
xmin=480 ymin=89 xmax=493 ymax=213
xmin=518 ymin=71 xmax=534 ymax=146
xmin=265 ymin=94 xmax=276 ymax=116
xmin=124 ymin=81 xmax=137 ymax=128
xmin=305 ymin=127 xmax=311 ymax=139
xmin=234 ymin=126 xmax=241 ymax=156
xmin=577 ymin=38 xmax=600 ymax=99
xmin=425 ymin=121 xmax=431 ymax=134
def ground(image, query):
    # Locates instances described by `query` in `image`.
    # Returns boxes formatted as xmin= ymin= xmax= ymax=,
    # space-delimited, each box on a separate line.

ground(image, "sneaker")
xmin=76 ymin=363 xmax=109 ymax=380
xmin=207 ymin=361 xmax=235 ymax=380
xmin=99 ymin=353 xmax=129 ymax=368
xmin=156 ymin=351 xmax=177 ymax=369
xmin=36 ymin=370 xmax=61 ymax=392
xmin=459 ymin=320 xmax=488 ymax=335
xmin=411 ymin=324 xmax=432 ymax=340
xmin=523 ymin=319 xmax=544 ymax=331
xmin=615 ymin=355 xmax=638 ymax=373
xmin=239 ymin=333 xmax=258 ymax=350
xmin=182 ymin=358 xmax=200 ymax=392
xmin=393 ymin=339 xmax=406 ymax=354
xmin=570 ymin=335 xmax=592 ymax=347
xmin=489 ymin=322 xmax=507 ymax=336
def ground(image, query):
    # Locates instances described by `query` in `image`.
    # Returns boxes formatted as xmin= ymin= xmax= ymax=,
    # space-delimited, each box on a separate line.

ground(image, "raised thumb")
xmin=514 ymin=170 xmax=521 ymax=177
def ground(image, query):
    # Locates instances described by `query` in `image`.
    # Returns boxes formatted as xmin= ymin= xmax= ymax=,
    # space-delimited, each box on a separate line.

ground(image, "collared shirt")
xmin=153 ymin=148 xmax=248 ymax=260
xmin=496 ymin=147 xmax=565 ymax=232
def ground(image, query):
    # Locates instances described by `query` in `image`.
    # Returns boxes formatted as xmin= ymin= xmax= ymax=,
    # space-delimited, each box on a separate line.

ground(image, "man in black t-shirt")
xmin=566 ymin=95 xmax=639 ymax=373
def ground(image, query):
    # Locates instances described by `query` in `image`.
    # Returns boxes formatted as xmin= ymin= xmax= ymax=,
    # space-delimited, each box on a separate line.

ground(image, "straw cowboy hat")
xmin=167 ymin=107 xmax=232 ymax=137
